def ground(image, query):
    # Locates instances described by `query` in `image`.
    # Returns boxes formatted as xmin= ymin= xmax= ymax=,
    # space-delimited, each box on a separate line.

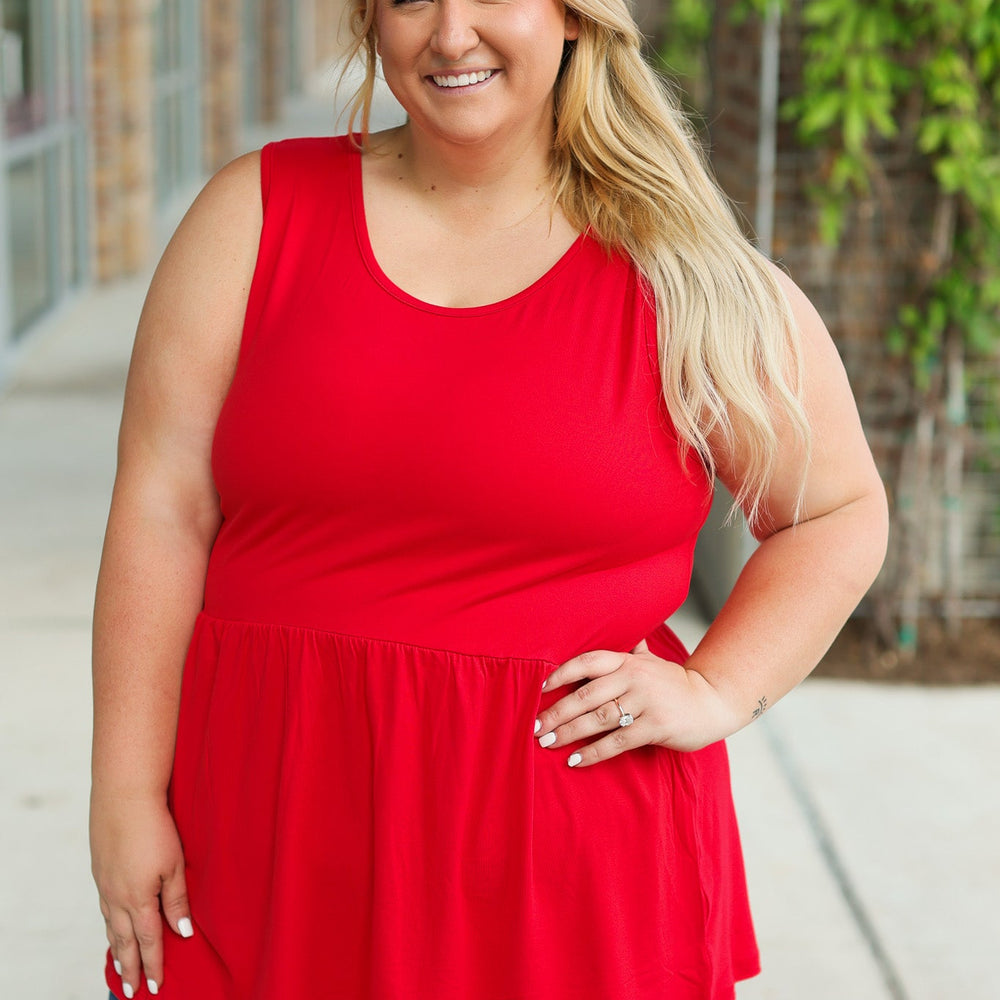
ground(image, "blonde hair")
xmin=342 ymin=0 xmax=810 ymax=529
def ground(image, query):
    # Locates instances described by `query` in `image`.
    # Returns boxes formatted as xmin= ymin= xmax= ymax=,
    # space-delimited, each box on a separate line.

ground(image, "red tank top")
xmin=206 ymin=135 xmax=712 ymax=662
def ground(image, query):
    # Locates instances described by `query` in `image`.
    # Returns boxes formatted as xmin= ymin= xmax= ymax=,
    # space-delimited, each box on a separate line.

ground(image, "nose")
xmin=431 ymin=0 xmax=480 ymax=61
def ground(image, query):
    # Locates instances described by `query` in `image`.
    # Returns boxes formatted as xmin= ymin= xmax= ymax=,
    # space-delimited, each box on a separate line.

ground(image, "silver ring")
xmin=613 ymin=697 xmax=634 ymax=727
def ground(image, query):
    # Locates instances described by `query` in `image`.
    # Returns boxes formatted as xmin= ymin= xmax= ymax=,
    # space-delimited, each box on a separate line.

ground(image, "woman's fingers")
xmin=536 ymin=643 xmax=729 ymax=763
xmin=536 ymin=696 xmax=628 ymax=748
xmin=542 ymin=648 xmax=627 ymax=692
xmin=536 ymin=667 xmax=626 ymax=743
xmin=103 ymin=896 xmax=169 ymax=996
xmin=107 ymin=906 xmax=143 ymax=998
xmin=91 ymin=799 xmax=192 ymax=995
xmin=537 ymin=645 xmax=656 ymax=741
xmin=134 ymin=901 xmax=165 ymax=995
xmin=160 ymin=863 xmax=194 ymax=940
xmin=563 ymin=719 xmax=649 ymax=768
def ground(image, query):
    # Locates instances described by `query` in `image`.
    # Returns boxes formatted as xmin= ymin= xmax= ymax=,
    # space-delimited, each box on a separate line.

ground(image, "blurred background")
xmin=0 ymin=0 xmax=345 ymax=328
xmin=0 ymin=1 xmax=997 ymax=998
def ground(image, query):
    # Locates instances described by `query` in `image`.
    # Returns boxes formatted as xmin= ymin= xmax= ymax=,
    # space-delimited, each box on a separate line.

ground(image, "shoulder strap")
xmin=239 ymin=137 xmax=356 ymax=362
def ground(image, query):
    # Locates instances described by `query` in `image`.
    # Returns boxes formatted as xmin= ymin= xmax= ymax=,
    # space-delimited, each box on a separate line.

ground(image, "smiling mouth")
xmin=430 ymin=69 xmax=495 ymax=89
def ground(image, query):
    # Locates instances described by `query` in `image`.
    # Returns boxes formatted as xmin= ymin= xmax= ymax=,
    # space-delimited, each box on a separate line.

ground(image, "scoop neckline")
xmin=349 ymin=143 xmax=588 ymax=317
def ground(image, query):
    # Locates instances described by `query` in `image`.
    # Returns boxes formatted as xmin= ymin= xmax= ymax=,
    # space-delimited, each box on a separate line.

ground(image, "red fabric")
xmin=106 ymin=136 xmax=759 ymax=999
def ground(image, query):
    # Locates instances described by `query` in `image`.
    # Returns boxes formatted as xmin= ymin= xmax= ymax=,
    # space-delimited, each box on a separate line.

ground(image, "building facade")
xmin=0 ymin=0 xmax=344 ymax=365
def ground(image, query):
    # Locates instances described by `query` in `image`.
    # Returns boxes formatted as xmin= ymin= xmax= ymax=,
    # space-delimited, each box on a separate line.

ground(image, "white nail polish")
xmin=568 ymin=752 xmax=583 ymax=767
xmin=539 ymin=732 xmax=556 ymax=748
xmin=534 ymin=718 xmax=541 ymax=734
xmin=147 ymin=978 xmax=159 ymax=995
xmin=113 ymin=959 xmax=122 ymax=976
xmin=178 ymin=916 xmax=194 ymax=938
xmin=122 ymin=984 xmax=134 ymax=999
xmin=541 ymin=679 xmax=548 ymax=690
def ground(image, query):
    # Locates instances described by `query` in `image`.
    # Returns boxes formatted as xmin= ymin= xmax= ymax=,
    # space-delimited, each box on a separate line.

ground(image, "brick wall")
xmin=88 ymin=0 xmax=122 ymax=282
xmin=259 ymin=0 xmax=287 ymax=123
xmin=202 ymin=0 xmax=243 ymax=172
xmin=709 ymin=0 xmax=1000 ymax=606
xmin=709 ymin=0 xmax=939 ymax=462
xmin=89 ymin=0 xmax=154 ymax=280
xmin=707 ymin=5 xmax=763 ymax=231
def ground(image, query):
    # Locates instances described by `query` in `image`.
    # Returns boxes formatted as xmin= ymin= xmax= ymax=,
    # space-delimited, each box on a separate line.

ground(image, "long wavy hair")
xmin=342 ymin=0 xmax=810 ymax=529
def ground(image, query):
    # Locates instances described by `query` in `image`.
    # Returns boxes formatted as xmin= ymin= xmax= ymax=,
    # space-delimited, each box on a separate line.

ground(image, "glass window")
xmin=2 ymin=0 xmax=88 ymax=340
xmin=152 ymin=0 xmax=200 ymax=205
xmin=2 ymin=0 xmax=46 ymax=137
xmin=7 ymin=152 xmax=50 ymax=329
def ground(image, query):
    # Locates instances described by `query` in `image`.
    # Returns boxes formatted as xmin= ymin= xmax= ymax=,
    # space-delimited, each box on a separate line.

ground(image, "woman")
xmin=90 ymin=0 xmax=888 ymax=995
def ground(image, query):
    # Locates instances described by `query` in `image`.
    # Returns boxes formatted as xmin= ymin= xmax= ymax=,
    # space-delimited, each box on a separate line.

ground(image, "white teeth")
xmin=432 ymin=69 xmax=493 ymax=88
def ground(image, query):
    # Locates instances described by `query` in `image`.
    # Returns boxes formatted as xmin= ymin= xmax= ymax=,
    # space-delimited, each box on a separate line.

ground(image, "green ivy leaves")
xmin=775 ymin=0 xmax=1000 ymax=382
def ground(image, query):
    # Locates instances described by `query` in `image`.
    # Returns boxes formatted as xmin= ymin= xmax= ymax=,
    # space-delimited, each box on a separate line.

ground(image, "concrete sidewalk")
xmin=2 ymin=83 xmax=998 ymax=1000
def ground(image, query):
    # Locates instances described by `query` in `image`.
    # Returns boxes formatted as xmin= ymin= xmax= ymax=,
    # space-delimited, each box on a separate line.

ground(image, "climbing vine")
xmin=766 ymin=0 xmax=1000 ymax=651
xmin=671 ymin=0 xmax=1000 ymax=653
xmin=780 ymin=0 xmax=1000 ymax=375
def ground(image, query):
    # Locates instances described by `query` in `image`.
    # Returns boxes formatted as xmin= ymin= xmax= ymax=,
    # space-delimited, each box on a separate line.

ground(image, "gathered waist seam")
xmin=195 ymin=608 xmax=561 ymax=667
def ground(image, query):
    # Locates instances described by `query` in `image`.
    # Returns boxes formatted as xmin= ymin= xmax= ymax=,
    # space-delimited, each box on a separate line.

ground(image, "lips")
xmin=430 ymin=69 xmax=495 ymax=88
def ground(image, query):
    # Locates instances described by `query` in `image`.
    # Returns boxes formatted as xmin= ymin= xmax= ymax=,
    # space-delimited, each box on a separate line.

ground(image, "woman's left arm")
xmin=535 ymin=267 xmax=889 ymax=762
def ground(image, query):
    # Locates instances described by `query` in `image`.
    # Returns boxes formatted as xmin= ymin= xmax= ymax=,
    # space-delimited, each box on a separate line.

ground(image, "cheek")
xmin=501 ymin=14 xmax=567 ymax=75
xmin=373 ymin=11 xmax=418 ymax=65
xmin=374 ymin=26 xmax=415 ymax=83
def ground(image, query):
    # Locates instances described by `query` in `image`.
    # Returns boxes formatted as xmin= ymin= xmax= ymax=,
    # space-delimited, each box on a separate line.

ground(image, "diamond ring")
xmin=613 ymin=697 xmax=634 ymax=727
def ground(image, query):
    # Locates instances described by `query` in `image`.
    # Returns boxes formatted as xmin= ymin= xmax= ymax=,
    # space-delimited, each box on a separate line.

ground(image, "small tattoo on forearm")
xmin=751 ymin=696 xmax=768 ymax=720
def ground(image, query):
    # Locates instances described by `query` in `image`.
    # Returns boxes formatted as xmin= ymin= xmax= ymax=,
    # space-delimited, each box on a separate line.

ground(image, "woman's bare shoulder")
xmin=117 ymin=151 xmax=265 ymax=482
xmin=157 ymin=149 xmax=264 ymax=297
xmin=134 ymin=150 xmax=263 ymax=368
xmin=764 ymin=259 xmax=829 ymax=346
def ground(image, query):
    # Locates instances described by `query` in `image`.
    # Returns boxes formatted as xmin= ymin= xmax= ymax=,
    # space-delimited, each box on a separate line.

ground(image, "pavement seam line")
xmin=761 ymin=716 xmax=910 ymax=1000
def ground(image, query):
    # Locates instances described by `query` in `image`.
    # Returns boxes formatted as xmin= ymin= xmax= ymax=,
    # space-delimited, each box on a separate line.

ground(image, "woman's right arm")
xmin=90 ymin=150 xmax=263 ymax=999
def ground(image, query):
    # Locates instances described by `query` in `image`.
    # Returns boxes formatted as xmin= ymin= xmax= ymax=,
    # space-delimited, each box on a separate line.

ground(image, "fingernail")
xmin=568 ymin=752 xmax=582 ymax=767
xmin=113 ymin=959 xmax=122 ymax=976
xmin=541 ymin=678 xmax=548 ymax=690
xmin=147 ymin=979 xmax=159 ymax=995
xmin=122 ymin=984 xmax=134 ymax=999
xmin=539 ymin=732 xmax=556 ymax=748
xmin=534 ymin=718 xmax=541 ymax=734
xmin=178 ymin=916 xmax=194 ymax=938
